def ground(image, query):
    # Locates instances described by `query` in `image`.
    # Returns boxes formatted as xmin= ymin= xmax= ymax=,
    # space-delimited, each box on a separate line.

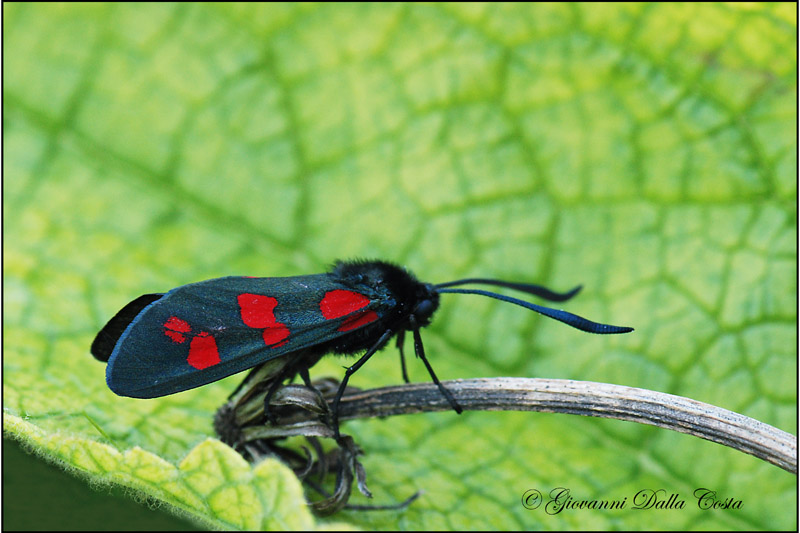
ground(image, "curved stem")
xmin=238 ymin=377 xmax=797 ymax=475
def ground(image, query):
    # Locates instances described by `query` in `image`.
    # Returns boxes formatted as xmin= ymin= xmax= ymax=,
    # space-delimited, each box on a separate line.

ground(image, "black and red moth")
xmin=92 ymin=259 xmax=633 ymax=436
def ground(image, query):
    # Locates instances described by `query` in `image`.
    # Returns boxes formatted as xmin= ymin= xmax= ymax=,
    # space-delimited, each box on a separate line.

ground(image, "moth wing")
xmin=91 ymin=294 xmax=164 ymax=362
xmin=105 ymin=275 xmax=393 ymax=398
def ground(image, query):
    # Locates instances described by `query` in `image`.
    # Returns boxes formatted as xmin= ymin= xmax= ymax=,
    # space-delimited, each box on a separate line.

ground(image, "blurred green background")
xmin=3 ymin=3 xmax=796 ymax=530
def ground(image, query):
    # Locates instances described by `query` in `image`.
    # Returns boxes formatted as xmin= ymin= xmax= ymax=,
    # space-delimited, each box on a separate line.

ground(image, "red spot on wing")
xmin=164 ymin=316 xmax=192 ymax=343
xmin=162 ymin=316 xmax=221 ymax=368
xmin=338 ymin=310 xmax=379 ymax=332
xmin=320 ymin=290 xmax=371 ymax=319
xmin=320 ymin=290 xmax=378 ymax=332
xmin=165 ymin=316 xmax=192 ymax=332
xmin=187 ymin=331 xmax=220 ymax=369
xmin=262 ymin=324 xmax=290 ymax=347
xmin=238 ymin=293 xmax=291 ymax=348
xmin=238 ymin=294 xmax=279 ymax=328
xmin=164 ymin=330 xmax=186 ymax=343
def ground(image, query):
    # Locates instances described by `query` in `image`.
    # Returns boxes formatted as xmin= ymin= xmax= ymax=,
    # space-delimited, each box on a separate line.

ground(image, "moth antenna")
xmin=436 ymin=279 xmax=581 ymax=302
xmin=437 ymin=288 xmax=633 ymax=334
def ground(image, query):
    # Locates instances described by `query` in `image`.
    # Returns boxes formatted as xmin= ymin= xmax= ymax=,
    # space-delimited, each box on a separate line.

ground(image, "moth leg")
xmin=263 ymin=373 xmax=287 ymax=425
xmin=263 ymin=357 xmax=306 ymax=424
xmin=332 ymin=329 xmax=394 ymax=441
xmin=299 ymin=367 xmax=313 ymax=388
xmin=263 ymin=355 xmax=328 ymax=425
xmin=228 ymin=363 xmax=263 ymax=400
xmin=396 ymin=330 xmax=410 ymax=383
xmin=297 ymin=366 xmax=332 ymax=419
xmin=409 ymin=315 xmax=463 ymax=415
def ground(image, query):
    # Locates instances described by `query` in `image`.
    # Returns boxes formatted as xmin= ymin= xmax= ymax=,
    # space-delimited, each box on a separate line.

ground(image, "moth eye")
xmin=414 ymin=299 xmax=436 ymax=318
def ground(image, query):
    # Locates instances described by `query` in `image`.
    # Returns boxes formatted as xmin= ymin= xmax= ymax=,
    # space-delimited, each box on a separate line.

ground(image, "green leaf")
xmin=3 ymin=2 xmax=795 ymax=530
xmin=3 ymin=415 xmax=315 ymax=529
